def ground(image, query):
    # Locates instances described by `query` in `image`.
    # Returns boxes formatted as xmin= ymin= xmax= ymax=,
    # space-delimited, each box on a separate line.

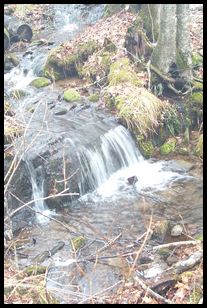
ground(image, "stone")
xmin=63 ymin=89 xmax=81 ymax=102
xmin=171 ymin=224 xmax=183 ymax=237
xmin=166 ymin=255 xmax=178 ymax=266
xmin=30 ymin=77 xmax=51 ymax=88
xmin=127 ymin=176 xmax=138 ymax=185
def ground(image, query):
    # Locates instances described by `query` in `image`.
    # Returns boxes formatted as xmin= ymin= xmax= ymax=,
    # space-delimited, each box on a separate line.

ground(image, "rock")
xmin=54 ymin=108 xmax=67 ymax=115
xmin=171 ymin=224 xmax=183 ymax=237
xmin=63 ymin=89 xmax=81 ymax=102
xmin=152 ymin=220 xmax=169 ymax=243
xmin=88 ymin=93 xmax=99 ymax=102
xmin=166 ymin=255 xmax=178 ymax=266
xmin=4 ymin=53 xmax=19 ymax=71
xmin=160 ymin=138 xmax=177 ymax=155
xmin=127 ymin=175 xmax=138 ymax=185
xmin=30 ymin=77 xmax=51 ymax=88
xmin=71 ymin=236 xmax=86 ymax=250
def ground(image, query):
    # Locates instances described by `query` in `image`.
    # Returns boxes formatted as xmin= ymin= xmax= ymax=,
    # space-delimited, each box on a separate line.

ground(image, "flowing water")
xmin=5 ymin=4 xmax=203 ymax=303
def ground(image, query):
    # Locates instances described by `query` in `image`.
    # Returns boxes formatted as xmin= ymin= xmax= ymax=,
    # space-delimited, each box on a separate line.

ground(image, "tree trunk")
xmin=151 ymin=4 xmax=177 ymax=74
xmin=176 ymin=4 xmax=192 ymax=80
xmin=140 ymin=4 xmax=161 ymax=42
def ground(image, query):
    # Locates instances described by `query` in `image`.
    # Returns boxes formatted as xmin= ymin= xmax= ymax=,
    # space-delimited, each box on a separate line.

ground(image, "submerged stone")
xmin=30 ymin=77 xmax=51 ymax=88
xmin=63 ymin=88 xmax=81 ymax=102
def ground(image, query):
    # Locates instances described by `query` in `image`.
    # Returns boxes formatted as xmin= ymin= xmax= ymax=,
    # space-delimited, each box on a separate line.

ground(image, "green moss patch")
xmin=190 ymin=92 xmax=203 ymax=105
xmin=63 ymin=88 xmax=81 ymax=102
xmin=88 ymin=93 xmax=99 ymax=102
xmin=108 ymin=58 xmax=140 ymax=86
xmin=160 ymin=138 xmax=176 ymax=155
xmin=44 ymin=40 xmax=99 ymax=81
xmin=30 ymin=77 xmax=51 ymax=88
xmin=139 ymin=140 xmax=154 ymax=158
xmin=71 ymin=236 xmax=86 ymax=250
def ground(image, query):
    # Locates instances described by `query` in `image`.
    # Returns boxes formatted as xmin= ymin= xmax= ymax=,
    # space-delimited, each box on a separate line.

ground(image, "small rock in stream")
xmin=127 ymin=175 xmax=138 ymax=185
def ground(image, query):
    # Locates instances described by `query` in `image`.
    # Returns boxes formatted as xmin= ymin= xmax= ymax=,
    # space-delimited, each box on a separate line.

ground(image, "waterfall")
xmin=25 ymin=160 xmax=51 ymax=223
xmin=77 ymin=125 xmax=144 ymax=195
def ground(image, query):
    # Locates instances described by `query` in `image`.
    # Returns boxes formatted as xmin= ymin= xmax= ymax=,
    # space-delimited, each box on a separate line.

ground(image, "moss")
xmin=177 ymin=147 xmax=189 ymax=155
xmin=115 ymin=95 xmax=125 ymax=110
xmin=71 ymin=236 xmax=86 ymax=250
xmin=108 ymin=58 xmax=140 ymax=86
xmin=192 ymin=52 xmax=203 ymax=67
xmin=5 ymin=53 xmax=19 ymax=66
xmin=44 ymin=40 xmax=98 ymax=81
xmin=192 ymin=81 xmax=203 ymax=91
xmin=189 ymin=288 xmax=202 ymax=304
xmin=25 ymin=265 xmax=47 ymax=276
xmin=30 ymin=77 xmax=51 ymax=88
xmin=160 ymin=138 xmax=176 ymax=155
xmin=140 ymin=140 xmax=154 ymax=158
xmin=195 ymin=134 xmax=203 ymax=157
xmin=88 ymin=93 xmax=99 ymax=102
xmin=190 ymin=92 xmax=203 ymax=105
xmin=156 ymin=248 xmax=171 ymax=257
xmin=176 ymin=50 xmax=189 ymax=69
xmin=63 ymin=88 xmax=81 ymax=102
xmin=194 ymin=234 xmax=203 ymax=241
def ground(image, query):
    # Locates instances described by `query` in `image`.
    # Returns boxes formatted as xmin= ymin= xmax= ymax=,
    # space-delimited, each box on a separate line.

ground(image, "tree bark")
xmin=140 ymin=4 xmax=161 ymax=42
xmin=176 ymin=4 xmax=192 ymax=80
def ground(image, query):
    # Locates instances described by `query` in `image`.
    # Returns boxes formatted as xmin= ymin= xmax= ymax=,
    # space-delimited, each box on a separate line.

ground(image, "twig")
xmin=6 ymin=189 xmax=79 ymax=220
xmin=134 ymin=276 xmax=174 ymax=304
xmin=128 ymin=214 xmax=153 ymax=277
xmin=78 ymin=280 xmax=124 ymax=304
xmin=153 ymin=240 xmax=202 ymax=251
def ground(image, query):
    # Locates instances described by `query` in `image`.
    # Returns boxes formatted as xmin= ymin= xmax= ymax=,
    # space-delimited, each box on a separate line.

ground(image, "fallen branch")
xmin=153 ymin=240 xmax=202 ymax=251
xmin=134 ymin=276 xmax=174 ymax=304
xmin=173 ymin=250 xmax=203 ymax=274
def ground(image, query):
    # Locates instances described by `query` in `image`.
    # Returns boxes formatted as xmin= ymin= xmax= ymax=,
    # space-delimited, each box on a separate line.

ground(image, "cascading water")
xmin=25 ymin=160 xmax=52 ymax=224
xmin=77 ymin=125 xmax=144 ymax=195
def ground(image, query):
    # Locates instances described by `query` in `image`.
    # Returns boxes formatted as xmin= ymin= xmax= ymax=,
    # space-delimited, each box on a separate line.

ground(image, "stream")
xmin=5 ymin=5 xmax=203 ymax=304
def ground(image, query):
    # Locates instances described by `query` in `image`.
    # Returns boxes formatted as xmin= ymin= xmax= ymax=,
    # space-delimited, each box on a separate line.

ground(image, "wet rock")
xmin=30 ymin=77 xmax=51 ymax=88
xmin=171 ymin=224 xmax=183 ymax=237
xmin=4 ymin=53 xmax=19 ymax=71
xmin=166 ymin=255 xmax=178 ymax=266
xmin=152 ymin=220 xmax=169 ymax=243
xmin=54 ymin=108 xmax=67 ymax=115
xmin=63 ymin=88 xmax=81 ymax=102
xmin=127 ymin=176 xmax=138 ymax=185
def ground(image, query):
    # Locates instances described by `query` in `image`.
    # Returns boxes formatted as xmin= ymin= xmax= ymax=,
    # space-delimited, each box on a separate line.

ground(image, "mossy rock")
xmin=88 ymin=93 xmax=99 ymax=102
xmin=160 ymin=138 xmax=176 ymax=155
xmin=156 ymin=247 xmax=171 ymax=258
xmin=30 ymin=77 xmax=51 ymax=88
xmin=11 ymin=89 xmax=27 ymax=100
xmin=195 ymin=134 xmax=203 ymax=157
xmin=71 ymin=236 xmax=86 ymax=250
xmin=152 ymin=220 xmax=169 ymax=242
xmin=25 ymin=265 xmax=47 ymax=276
xmin=177 ymin=147 xmax=190 ymax=155
xmin=192 ymin=52 xmax=203 ymax=67
xmin=190 ymin=92 xmax=203 ymax=105
xmin=139 ymin=140 xmax=154 ymax=158
xmin=192 ymin=81 xmax=203 ymax=91
xmin=63 ymin=89 xmax=81 ymax=102
xmin=4 ymin=53 xmax=19 ymax=67
xmin=43 ymin=40 xmax=99 ymax=81
xmin=108 ymin=58 xmax=140 ymax=86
